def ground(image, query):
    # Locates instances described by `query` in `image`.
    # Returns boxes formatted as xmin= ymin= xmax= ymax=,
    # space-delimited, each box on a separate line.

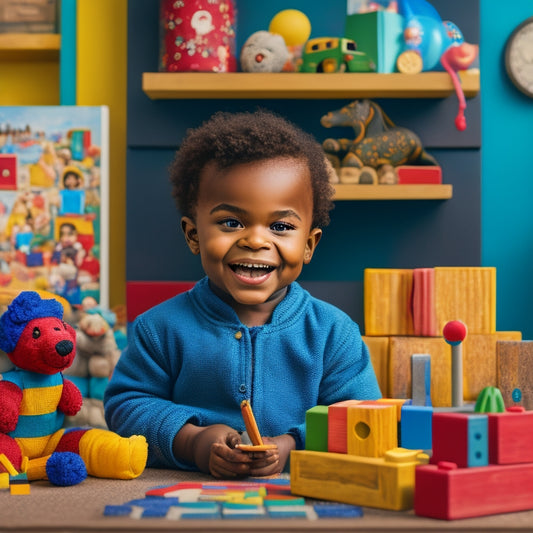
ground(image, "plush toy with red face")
xmin=0 ymin=291 xmax=147 ymax=486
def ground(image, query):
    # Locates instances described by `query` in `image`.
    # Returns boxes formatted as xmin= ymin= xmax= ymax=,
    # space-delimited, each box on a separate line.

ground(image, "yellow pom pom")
xmin=269 ymin=9 xmax=311 ymax=47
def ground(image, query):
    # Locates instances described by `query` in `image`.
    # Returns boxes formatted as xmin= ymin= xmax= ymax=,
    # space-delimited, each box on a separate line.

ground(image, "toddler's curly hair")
xmin=169 ymin=110 xmax=335 ymax=228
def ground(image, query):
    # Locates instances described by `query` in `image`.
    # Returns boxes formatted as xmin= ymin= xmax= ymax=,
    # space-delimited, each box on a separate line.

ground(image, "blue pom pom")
xmin=46 ymin=452 xmax=87 ymax=486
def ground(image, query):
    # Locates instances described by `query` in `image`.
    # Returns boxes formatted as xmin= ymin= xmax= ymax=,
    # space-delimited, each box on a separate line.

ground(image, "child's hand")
xmin=193 ymin=424 xmax=253 ymax=478
xmin=247 ymin=434 xmax=295 ymax=477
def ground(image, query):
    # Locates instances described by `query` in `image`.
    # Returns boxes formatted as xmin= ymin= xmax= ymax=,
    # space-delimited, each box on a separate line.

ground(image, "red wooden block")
xmin=327 ymin=400 xmax=362 ymax=453
xmin=488 ymin=407 xmax=533 ymax=465
xmin=431 ymin=412 xmax=488 ymax=468
xmin=415 ymin=461 xmax=533 ymax=520
xmin=412 ymin=268 xmax=436 ymax=336
xmin=396 ymin=165 xmax=442 ymax=184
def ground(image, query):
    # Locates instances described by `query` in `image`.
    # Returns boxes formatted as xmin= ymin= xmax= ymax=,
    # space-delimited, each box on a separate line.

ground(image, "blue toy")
xmin=395 ymin=0 xmax=478 ymax=130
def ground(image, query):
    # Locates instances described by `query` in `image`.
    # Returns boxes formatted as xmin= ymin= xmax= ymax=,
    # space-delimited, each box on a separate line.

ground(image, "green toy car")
xmin=298 ymin=37 xmax=376 ymax=73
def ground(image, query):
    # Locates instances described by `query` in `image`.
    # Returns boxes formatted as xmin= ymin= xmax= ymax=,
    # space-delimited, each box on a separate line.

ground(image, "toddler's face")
xmin=183 ymin=157 xmax=321 ymax=309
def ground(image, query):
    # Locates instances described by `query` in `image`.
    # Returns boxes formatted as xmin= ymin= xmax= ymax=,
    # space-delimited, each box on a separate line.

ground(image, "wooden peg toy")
xmin=443 ymin=320 xmax=467 ymax=407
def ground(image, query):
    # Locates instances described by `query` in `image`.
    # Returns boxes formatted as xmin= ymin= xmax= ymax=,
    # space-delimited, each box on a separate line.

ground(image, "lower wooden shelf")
xmin=332 ymin=184 xmax=453 ymax=200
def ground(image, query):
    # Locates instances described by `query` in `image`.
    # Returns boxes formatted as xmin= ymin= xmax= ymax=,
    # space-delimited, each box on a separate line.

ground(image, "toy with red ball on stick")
xmin=443 ymin=320 xmax=468 ymax=407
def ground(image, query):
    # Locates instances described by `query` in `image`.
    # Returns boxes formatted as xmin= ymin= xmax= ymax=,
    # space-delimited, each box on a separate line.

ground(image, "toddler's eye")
xmin=32 ymin=327 xmax=41 ymax=339
xmin=271 ymin=222 xmax=294 ymax=232
xmin=220 ymin=218 xmax=242 ymax=229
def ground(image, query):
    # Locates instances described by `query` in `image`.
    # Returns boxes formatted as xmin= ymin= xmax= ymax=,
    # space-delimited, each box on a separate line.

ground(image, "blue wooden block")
xmin=141 ymin=507 xmax=168 ymax=518
xmin=400 ymin=403 xmax=433 ymax=450
xmin=313 ymin=503 xmax=364 ymax=518
xmin=104 ymin=505 xmax=133 ymax=516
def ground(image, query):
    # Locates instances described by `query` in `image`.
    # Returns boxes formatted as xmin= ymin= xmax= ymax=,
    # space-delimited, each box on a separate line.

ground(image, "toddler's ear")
xmin=181 ymin=217 xmax=200 ymax=255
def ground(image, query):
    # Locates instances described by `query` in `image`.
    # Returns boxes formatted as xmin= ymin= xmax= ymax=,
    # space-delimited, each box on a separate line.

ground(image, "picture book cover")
xmin=0 ymin=106 xmax=109 ymax=309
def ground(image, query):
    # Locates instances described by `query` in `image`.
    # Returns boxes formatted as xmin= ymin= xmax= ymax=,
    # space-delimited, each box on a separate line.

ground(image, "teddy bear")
xmin=64 ymin=308 xmax=121 ymax=428
xmin=0 ymin=291 xmax=148 ymax=486
xmin=240 ymin=30 xmax=289 ymax=72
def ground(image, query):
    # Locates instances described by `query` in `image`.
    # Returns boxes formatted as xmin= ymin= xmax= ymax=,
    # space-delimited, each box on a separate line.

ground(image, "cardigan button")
xmin=239 ymin=384 xmax=247 ymax=393
xmin=234 ymin=331 xmax=242 ymax=340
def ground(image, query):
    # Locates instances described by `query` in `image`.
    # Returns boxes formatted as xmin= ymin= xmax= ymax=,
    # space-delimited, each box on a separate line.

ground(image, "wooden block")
xmin=463 ymin=332 xmax=521 ymax=402
xmin=412 ymin=268 xmax=436 ymax=336
xmin=327 ymin=400 xmax=363 ymax=454
xmin=488 ymin=407 xmax=533 ymax=465
xmin=362 ymin=336 xmax=389 ymax=396
xmin=434 ymin=267 xmax=496 ymax=335
xmin=346 ymin=404 xmax=397 ymax=458
xmin=400 ymin=404 xmax=433 ymax=450
xmin=396 ymin=165 xmax=442 ymax=184
xmin=0 ymin=472 xmax=9 ymax=490
xmin=305 ymin=405 xmax=328 ymax=452
xmin=364 ymin=269 xmax=414 ymax=336
xmin=431 ymin=413 xmax=488 ymax=467
xmin=389 ymin=337 xmax=451 ymax=407
xmin=414 ymin=461 xmax=533 ymax=520
xmin=365 ymin=398 xmax=407 ymax=422
xmin=497 ymin=341 xmax=533 ymax=410
xmin=10 ymin=483 xmax=30 ymax=495
xmin=291 ymin=448 xmax=428 ymax=511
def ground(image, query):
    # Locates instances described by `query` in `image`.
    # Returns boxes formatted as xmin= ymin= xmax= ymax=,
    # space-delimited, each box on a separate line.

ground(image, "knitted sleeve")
xmin=104 ymin=316 xmax=199 ymax=470
xmin=318 ymin=315 xmax=382 ymax=404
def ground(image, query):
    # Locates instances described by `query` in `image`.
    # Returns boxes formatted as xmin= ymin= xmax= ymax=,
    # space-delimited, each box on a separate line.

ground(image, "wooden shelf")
xmin=142 ymin=70 xmax=479 ymax=100
xmin=0 ymin=33 xmax=60 ymax=61
xmin=332 ymin=184 xmax=453 ymax=200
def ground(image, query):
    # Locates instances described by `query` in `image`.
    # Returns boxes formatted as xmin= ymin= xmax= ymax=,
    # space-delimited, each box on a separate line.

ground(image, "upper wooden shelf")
xmin=142 ymin=70 xmax=479 ymax=100
xmin=332 ymin=184 xmax=452 ymax=200
xmin=0 ymin=33 xmax=60 ymax=61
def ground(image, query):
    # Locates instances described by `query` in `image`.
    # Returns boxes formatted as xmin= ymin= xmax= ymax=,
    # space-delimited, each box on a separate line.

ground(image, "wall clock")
xmin=505 ymin=17 xmax=533 ymax=98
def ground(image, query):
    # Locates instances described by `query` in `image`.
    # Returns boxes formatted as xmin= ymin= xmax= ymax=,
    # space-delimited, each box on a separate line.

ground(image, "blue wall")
xmin=480 ymin=0 xmax=533 ymax=339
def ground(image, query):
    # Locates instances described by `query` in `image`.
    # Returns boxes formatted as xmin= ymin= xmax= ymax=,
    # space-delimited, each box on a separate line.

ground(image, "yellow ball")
xmin=269 ymin=9 xmax=311 ymax=47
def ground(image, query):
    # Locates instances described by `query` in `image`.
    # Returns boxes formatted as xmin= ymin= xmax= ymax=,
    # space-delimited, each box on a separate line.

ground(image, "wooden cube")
xmin=346 ymin=404 xmax=397 ymax=458
xmin=364 ymin=269 xmax=414 ymax=336
xmin=363 ymin=336 xmax=389 ymax=396
xmin=463 ymin=332 xmax=521 ymax=402
xmin=389 ymin=337 xmax=451 ymax=407
xmin=434 ymin=267 xmax=496 ymax=335
xmin=497 ymin=341 xmax=533 ymax=410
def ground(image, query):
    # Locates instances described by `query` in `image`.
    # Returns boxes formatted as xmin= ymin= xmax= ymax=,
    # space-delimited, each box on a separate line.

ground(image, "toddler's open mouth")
xmin=230 ymin=263 xmax=275 ymax=278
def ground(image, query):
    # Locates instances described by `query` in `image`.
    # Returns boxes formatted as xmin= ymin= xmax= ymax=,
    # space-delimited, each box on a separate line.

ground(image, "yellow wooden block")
xmin=463 ymin=331 xmax=522 ymax=402
xmin=0 ymin=472 xmax=9 ymax=490
xmin=434 ymin=267 xmax=496 ymax=335
xmin=372 ymin=398 xmax=407 ymax=422
xmin=364 ymin=269 xmax=414 ymax=336
xmin=389 ymin=337 xmax=452 ymax=407
xmin=290 ymin=448 xmax=428 ymax=511
xmin=363 ymin=336 xmax=389 ymax=396
xmin=346 ymin=404 xmax=397 ymax=458
xmin=10 ymin=483 xmax=31 ymax=495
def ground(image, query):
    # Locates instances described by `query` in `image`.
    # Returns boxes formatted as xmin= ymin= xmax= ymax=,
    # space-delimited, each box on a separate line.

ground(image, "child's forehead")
xmin=202 ymin=156 xmax=310 ymax=180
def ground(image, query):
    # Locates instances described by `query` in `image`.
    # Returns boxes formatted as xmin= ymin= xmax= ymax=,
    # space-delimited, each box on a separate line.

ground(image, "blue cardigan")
xmin=104 ymin=277 xmax=381 ymax=469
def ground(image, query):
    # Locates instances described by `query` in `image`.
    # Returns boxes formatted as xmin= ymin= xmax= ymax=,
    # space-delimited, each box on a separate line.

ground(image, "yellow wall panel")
xmin=0 ymin=62 xmax=58 ymax=104
xmin=76 ymin=0 xmax=127 ymax=308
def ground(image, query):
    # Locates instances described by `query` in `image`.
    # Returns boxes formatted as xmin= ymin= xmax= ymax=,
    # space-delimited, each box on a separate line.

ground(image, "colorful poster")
xmin=0 ymin=106 xmax=109 ymax=309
